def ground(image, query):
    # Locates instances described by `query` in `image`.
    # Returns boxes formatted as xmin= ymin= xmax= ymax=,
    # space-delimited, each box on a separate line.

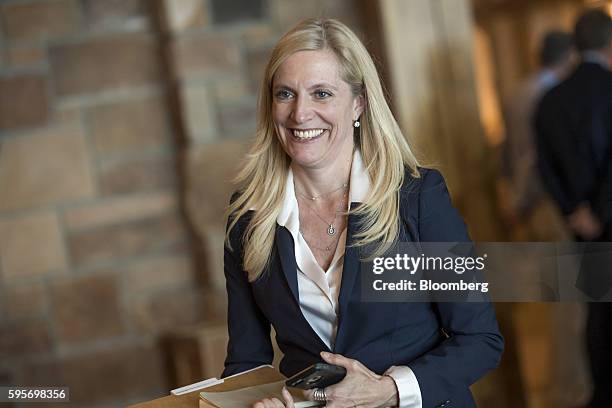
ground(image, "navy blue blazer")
xmin=222 ymin=168 xmax=504 ymax=407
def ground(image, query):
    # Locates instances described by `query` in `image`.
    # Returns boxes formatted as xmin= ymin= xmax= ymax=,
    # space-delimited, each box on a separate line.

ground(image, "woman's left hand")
xmin=252 ymin=386 xmax=296 ymax=408
xmin=306 ymin=351 xmax=399 ymax=408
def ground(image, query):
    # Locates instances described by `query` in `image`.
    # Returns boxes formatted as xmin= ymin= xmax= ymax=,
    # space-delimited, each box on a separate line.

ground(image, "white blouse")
xmin=276 ymin=150 xmax=422 ymax=408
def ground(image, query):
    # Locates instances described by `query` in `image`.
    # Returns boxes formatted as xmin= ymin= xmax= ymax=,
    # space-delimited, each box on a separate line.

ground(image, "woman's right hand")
xmin=252 ymin=386 xmax=295 ymax=408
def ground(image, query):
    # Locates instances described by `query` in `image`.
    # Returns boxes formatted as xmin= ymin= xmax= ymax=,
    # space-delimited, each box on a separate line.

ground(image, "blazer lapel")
xmin=276 ymin=226 xmax=300 ymax=303
xmin=275 ymin=224 xmax=332 ymax=352
xmin=334 ymin=203 xmax=364 ymax=352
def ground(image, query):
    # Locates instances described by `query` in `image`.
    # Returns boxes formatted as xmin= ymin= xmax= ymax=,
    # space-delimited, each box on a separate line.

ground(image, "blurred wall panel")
xmin=473 ymin=0 xmax=582 ymax=105
xmin=377 ymin=0 xmax=504 ymax=242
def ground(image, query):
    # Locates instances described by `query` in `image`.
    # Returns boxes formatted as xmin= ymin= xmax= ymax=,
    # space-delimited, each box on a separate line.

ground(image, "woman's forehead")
xmin=272 ymin=49 xmax=346 ymax=88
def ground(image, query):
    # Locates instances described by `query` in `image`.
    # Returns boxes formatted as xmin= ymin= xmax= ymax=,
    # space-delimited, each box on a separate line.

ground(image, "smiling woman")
xmin=223 ymin=18 xmax=503 ymax=408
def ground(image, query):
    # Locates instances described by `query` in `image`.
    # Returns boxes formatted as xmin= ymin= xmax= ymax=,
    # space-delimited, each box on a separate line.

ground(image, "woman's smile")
xmin=290 ymin=128 xmax=328 ymax=141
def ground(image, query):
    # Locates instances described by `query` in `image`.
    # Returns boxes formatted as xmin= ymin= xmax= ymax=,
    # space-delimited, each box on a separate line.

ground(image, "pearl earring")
xmin=353 ymin=120 xmax=360 ymax=128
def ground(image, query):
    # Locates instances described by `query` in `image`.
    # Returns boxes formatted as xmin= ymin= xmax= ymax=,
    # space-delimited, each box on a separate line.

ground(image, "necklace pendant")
xmin=327 ymin=225 xmax=336 ymax=236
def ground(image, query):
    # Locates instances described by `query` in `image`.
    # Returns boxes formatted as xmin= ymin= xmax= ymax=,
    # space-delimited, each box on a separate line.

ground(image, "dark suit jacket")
xmin=222 ymin=168 xmax=504 ymax=407
xmin=535 ymin=61 xmax=612 ymax=236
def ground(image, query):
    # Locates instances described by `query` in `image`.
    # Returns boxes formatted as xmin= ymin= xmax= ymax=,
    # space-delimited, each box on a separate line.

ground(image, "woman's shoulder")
xmin=226 ymin=191 xmax=254 ymax=243
xmin=399 ymin=166 xmax=456 ymax=222
xmin=400 ymin=166 xmax=470 ymax=240
xmin=400 ymin=166 xmax=446 ymax=195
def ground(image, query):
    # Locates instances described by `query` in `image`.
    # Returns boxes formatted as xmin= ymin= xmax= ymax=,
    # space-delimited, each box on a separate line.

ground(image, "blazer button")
xmin=436 ymin=400 xmax=450 ymax=407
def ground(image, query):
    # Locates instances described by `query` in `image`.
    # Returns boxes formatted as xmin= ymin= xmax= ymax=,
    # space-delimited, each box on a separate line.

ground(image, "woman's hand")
xmin=306 ymin=351 xmax=399 ymax=408
xmin=252 ymin=386 xmax=295 ymax=408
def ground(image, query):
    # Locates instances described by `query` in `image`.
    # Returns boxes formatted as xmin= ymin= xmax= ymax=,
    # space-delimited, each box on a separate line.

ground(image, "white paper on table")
xmin=171 ymin=377 xmax=224 ymax=395
xmin=200 ymin=380 xmax=323 ymax=408
xmin=172 ymin=364 xmax=274 ymax=395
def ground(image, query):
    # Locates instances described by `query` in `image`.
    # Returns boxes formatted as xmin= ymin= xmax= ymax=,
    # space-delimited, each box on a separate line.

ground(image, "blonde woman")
xmin=223 ymin=19 xmax=503 ymax=408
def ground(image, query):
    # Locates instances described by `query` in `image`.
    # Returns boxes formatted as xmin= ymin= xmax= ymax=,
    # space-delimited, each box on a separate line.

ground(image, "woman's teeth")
xmin=292 ymin=129 xmax=324 ymax=139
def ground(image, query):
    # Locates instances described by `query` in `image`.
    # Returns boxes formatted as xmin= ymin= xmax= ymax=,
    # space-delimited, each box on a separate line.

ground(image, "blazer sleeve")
xmin=221 ymin=208 xmax=274 ymax=378
xmin=407 ymin=169 xmax=504 ymax=407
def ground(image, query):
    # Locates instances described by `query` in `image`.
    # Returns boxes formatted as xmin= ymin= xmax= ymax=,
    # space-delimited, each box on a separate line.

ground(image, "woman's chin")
xmin=286 ymin=138 xmax=328 ymax=165
xmin=289 ymin=147 xmax=335 ymax=168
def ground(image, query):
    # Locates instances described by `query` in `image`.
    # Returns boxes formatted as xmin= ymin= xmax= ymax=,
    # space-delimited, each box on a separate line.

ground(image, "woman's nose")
xmin=290 ymin=95 xmax=314 ymax=124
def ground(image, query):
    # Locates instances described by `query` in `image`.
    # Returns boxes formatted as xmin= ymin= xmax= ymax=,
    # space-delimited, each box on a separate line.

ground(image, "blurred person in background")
xmin=500 ymin=30 xmax=575 ymax=241
xmin=535 ymin=8 xmax=612 ymax=408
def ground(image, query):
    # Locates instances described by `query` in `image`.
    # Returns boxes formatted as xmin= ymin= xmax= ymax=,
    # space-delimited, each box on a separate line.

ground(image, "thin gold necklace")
xmin=298 ymin=192 xmax=347 ymax=236
xmin=295 ymin=183 xmax=348 ymax=201
xmin=299 ymin=230 xmax=340 ymax=252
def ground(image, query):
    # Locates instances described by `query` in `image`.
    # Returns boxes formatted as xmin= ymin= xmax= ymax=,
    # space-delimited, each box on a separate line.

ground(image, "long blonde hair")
xmin=225 ymin=18 xmax=420 ymax=281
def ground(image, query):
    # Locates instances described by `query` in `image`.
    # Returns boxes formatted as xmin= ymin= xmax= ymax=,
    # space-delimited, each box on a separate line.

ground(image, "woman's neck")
xmin=292 ymin=144 xmax=354 ymax=198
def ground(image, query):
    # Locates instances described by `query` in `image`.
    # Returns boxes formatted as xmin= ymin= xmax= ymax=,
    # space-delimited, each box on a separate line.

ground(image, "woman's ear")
xmin=353 ymin=94 xmax=365 ymax=120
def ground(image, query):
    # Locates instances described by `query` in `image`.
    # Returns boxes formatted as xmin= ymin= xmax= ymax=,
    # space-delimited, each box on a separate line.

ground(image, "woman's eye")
xmin=314 ymin=90 xmax=332 ymax=99
xmin=275 ymin=90 xmax=293 ymax=100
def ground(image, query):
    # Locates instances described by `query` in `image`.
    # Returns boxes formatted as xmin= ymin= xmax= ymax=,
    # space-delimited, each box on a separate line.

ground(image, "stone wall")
xmin=0 ymin=0 xmax=362 ymax=406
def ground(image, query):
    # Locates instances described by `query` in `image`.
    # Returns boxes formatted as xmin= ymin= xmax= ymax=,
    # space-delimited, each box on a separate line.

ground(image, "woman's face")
xmin=272 ymin=49 xmax=363 ymax=169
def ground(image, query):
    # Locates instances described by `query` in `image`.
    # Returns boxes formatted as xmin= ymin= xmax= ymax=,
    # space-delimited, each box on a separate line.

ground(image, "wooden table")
xmin=129 ymin=367 xmax=284 ymax=408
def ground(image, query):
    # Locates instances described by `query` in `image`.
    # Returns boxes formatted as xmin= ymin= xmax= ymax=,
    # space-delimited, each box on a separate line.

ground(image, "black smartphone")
xmin=285 ymin=363 xmax=347 ymax=389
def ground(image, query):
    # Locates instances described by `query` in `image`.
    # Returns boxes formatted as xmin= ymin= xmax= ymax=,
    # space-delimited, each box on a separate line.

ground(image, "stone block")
xmin=0 ymin=74 xmax=49 ymax=131
xmin=0 ymin=125 xmax=95 ymax=211
xmin=241 ymin=23 xmax=276 ymax=48
xmin=211 ymin=76 xmax=250 ymax=103
xmin=180 ymin=82 xmax=217 ymax=144
xmin=67 ymin=212 xmax=187 ymax=268
xmin=52 ymin=105 xmax=82 ymax=125
xmin=98 ymin=154 xmax=177 ymax=195
xmin=49 ymin=33 xmax=161 ymax=96
xmin=185 ymin=139 xmax=249 ymax=232
xmin=210 ymin=0 xmax=265 ymax=24
xmin=3 ymin=280 xmax=47 ymax=320
xmin=124 ymin=253 xmax=194 ymax=293
xmin=63 ymin=191 xmax=178 ymax=230
xmin=0 ymin=0 xmax=80 ymax=41
xmin=21 ymin=342 xmax=166 ymax=405
xmin=269 ymin=0 xmax=322 ymax=31
xmin=0 ymin=212 xmax=67 ymax=280
xmin=81 ymin=0 xmax=150 ymax=31
xmin=49 ymin=273 xmax=123 ymax=344
xmin=130 ymin=288 xmax=209 ymax=333
xmin=88 ymin=95 xmax=169 ymax=156
xmin=245 ymin=46 xmax=272 ymax=93
xmin=171 ymin=33 xmax=241 ymax=79
xmin=0 ymin=320 xmax=52 ymax=360
xmin=161 ymin=0 xmax=208 ymax=32
xmin=5 ymin=46 xmax=46 ymax=68
xmin=217 ymin=97 xmax=257 ymax=139
xmin=269 ymin=0 xmax=364 ymax=33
